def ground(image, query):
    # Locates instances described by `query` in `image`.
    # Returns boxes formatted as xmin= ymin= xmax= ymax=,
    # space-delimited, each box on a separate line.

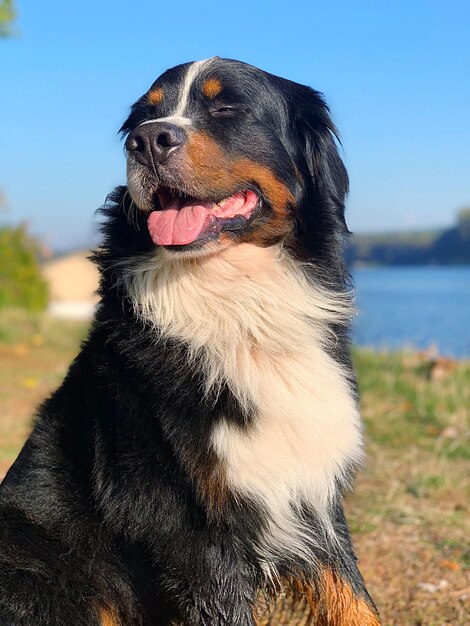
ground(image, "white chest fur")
xmin=122 ymin=244 xmax=363 ymax=564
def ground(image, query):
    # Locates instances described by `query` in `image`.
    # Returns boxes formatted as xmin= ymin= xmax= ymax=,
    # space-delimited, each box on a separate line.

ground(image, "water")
xmin=352 ymin=266 xmax=470 ymax=358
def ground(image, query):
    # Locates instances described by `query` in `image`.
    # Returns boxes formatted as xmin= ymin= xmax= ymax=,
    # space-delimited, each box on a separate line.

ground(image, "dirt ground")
xmin=0 ymin=313 xmax=468 ymax=625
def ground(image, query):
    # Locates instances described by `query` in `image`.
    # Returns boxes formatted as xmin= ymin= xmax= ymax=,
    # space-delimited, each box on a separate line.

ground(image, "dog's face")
xmin=121 ymin=57 xmax=348 ymax=256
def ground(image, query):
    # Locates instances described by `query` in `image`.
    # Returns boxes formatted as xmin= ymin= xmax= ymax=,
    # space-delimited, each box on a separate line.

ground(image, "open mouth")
xmin=147 ymin=187 xmax=260 ymax=247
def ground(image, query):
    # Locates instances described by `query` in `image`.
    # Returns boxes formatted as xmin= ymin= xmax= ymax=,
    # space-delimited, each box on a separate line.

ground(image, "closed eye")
xmin=209 ymin=106 xmax=243 ymax=117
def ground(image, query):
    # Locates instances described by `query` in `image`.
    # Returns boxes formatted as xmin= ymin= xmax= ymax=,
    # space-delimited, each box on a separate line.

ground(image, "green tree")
xmin=0 ymin=0 xmax=16 ymax=38
xmin=1 ymin=5 xmax=46 ymax=312
xmin=457 ymin=207 xmax=470 ymax=225
xmin=456 ymin=207 xmax=470 ymax=237
xmin=0 ymin=224 xmax=49 ymax=312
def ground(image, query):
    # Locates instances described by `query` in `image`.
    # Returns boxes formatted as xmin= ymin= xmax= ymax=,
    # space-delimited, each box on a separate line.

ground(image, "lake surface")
xmin=352 ymin=266 xmax=470 ymax=358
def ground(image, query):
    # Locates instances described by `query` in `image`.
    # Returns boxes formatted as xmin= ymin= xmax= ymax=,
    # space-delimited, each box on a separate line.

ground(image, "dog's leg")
xmin=304 ymin=504 xmax=381 ymax=626
xmin=306 ymin=504 xmax=381 ymax=625
xmin=163 ymin=572 xmax=258 ymax=626
xmin=254 ymin=569 xmax=380 ymax=626
xmin=0 ymin=508 xmax=138 ymax=626
xmin=0 ymin=558 xmax=131 ymax=626
xmin=302 ymin=568 xmax=381 ymax=626
xmin=254 ymin=503 xmax=381 ymax=626
xmin=159 ymin=544 xmax=258 ymax=626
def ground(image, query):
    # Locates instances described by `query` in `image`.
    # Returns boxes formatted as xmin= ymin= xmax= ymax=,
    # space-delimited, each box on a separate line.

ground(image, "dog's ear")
xmin=290 ymin=85 xmax=349 ymax=235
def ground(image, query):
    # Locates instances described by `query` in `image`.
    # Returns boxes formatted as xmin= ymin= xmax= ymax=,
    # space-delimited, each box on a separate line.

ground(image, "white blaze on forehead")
xmin=154 ymin=59 xmax=213 ymax=127
xmin=136 ymin=59 xmax=214 ymax=130
xmin=137 ymin=116 xmax=191 ymax=127
xmin=174 ymin=59 xmax=212 ymax=116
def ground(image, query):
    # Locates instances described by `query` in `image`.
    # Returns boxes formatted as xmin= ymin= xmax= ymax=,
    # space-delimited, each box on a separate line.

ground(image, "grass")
xmin=348 ymin=350 xmax=470 ymax=625
xmin=0 ymin=309 xmax=89 ymax=473
xmin=0 ymin=310 xmax=469 ymax=625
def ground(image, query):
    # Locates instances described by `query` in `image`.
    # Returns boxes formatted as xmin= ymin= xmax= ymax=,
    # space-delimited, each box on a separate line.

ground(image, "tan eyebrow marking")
xmin=148 ymin=87 xmax=164 ymax=105
xmin=202 ymin=78 xmax=223 ymax=99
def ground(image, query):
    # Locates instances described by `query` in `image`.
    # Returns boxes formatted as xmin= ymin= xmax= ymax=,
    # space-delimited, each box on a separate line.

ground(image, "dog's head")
xmin=120 ymin=57 xmax=349 ymax=259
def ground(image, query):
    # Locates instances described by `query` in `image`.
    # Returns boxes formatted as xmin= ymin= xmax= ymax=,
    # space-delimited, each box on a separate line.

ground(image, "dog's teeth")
xmin=218 ymin=199 xmax=228 ymax=207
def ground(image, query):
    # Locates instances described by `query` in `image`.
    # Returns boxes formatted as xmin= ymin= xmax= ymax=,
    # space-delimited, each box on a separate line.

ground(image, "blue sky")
xmin=1 ymin=0 xmax=469 ymax=250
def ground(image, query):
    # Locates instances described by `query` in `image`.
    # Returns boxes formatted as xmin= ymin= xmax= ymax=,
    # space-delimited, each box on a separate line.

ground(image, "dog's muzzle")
xmin=125 ymin=121 xmax=186 ymax=167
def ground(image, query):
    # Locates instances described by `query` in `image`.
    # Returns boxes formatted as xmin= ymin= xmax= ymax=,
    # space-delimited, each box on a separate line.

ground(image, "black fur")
xmin=0 ymin=58 xmax=378 ymax=625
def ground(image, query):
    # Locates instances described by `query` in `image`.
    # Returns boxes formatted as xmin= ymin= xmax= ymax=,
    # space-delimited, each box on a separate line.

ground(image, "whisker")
xmin=121 ymin=190 xmax=141 ymax=231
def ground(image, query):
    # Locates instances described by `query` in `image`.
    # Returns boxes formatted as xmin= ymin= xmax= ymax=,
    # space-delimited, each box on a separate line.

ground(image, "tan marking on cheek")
xmin=184 ymin=132 xmax=294 ymax=245
xmin=232 ymin=158 xmax=294 ymax=215
xmin=202 ymin=78 xmax=223 ymax=98
xmin=148 ymin=87 xmax=164 ymax=105
xmin=185 ymin=132 xmax=227 ymax=173
xmin=184 ymin=132 xmax=294 ymax=214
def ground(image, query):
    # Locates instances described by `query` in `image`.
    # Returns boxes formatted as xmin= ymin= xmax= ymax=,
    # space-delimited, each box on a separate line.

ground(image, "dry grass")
xmin=348 ymin=350 xmax=470 ymax=625
xmin=0 ymin=311 xmax=469 ymax=625
xmin=0 ymin=309 xmax=88 ymax=477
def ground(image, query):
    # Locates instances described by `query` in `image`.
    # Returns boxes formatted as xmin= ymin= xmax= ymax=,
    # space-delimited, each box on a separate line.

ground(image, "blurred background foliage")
xmin=0 ymin=0 xmax=16 ymax=37
xmin=0 ymin=221 xmax=49 ymax=312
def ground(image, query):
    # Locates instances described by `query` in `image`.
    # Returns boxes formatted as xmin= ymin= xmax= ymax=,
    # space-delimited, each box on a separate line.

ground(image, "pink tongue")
xmin=148 ymin=202 xmax=211 ymax=246
xmin=147 ymin=191 xmax=258 ymax=246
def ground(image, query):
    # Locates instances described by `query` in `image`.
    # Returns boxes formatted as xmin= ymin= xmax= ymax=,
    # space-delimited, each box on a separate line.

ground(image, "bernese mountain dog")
xmin=0 ymin=58 xmax=380 ymax=625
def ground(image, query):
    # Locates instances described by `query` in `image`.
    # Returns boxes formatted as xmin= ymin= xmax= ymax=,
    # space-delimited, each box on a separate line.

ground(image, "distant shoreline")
xmin=351 ymin=262 xmax=470 ymax=269
xmin=347 ymin=211 xmax=470 ymax=266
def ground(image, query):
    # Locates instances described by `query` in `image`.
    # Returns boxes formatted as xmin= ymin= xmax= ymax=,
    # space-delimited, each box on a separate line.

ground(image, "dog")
xmin=0 ymin=58 xmax=380 ymax=626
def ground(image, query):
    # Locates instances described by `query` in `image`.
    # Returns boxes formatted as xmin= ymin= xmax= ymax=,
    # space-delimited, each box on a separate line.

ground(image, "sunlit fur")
xmin=0 ymin=58 xmax=380 ymax=626
xmin=120 ymin=242 xmax=363 ymax=572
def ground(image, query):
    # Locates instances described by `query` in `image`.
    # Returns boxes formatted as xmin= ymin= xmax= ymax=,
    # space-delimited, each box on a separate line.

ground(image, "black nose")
xmin=125 ymin=122 xmax=186 ymax=166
